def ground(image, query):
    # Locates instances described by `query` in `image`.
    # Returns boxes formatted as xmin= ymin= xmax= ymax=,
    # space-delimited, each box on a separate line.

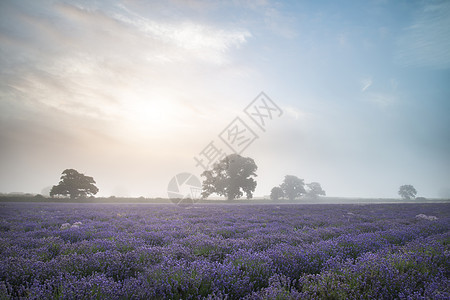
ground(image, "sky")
xmin=0 ymin=0 xmax=449 ymax=199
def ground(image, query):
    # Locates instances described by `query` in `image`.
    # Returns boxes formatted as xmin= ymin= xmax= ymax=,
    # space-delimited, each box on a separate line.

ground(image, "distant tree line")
xmin=46 ymin=158 xmax=423 ymax=201
xmin=270 ymin=175 xmax=325 ymax=201
xmin=199 ymin=155 xmax=327 ymax=201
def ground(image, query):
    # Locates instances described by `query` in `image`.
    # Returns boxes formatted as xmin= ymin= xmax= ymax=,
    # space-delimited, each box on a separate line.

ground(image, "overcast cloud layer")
xmin=1 ymin=0 xmax=449 ymax=198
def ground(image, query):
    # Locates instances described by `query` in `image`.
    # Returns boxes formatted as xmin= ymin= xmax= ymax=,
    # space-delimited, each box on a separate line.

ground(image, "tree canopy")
xmin=50 ymin=169 xmax=99 ymax=199
xmin=280 ymin=175 xmax=305 ymax=201
xmin=398 ymin=184 xmax=417 ymax=200
xmin=270 ymin=186 xmax=284 ymax=201
xmin=306 ymin=182 xmax=326 ymax=198
xmin=201 ymin=154 xmax=257 ymax=200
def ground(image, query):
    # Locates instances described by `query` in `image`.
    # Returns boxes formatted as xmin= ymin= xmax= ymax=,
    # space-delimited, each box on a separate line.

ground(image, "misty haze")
xmin=0 ymin=0 xmax=449 ymax=299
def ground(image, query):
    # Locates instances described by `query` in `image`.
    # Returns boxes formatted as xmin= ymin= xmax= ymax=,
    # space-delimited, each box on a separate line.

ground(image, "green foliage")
xmin=398 ymin=184 xmax=417 ymax=200
xmin=50 ymin=169 xmax=99 ymax=199
xmin=201 ymin=154 xmax=257 ymax=200
xmin=270 ymin=186 xmax=284 ymax=201
xmin=306 ymin=182 xmax=326 ymax=198
xmin=280 ymin=175 xmax=305 ymax=201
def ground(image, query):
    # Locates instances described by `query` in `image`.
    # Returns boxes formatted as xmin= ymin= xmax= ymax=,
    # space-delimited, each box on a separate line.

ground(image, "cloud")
xmin=111 ymin=3 xmax=251 ymax=64
xmin=395 ymin=0 xmax=450 ymax=69
xmin=0 ymin=0 xmax=252 ymax=134
xmin=359 ymin=77 xmax=399 ymax=108
xmin=283 ymin=106 xmax=307 ymax=120
xmin=360 ymin=77 xmax=373 ymax=92
xmin=0 ymin=1 xmax=256 ymax=197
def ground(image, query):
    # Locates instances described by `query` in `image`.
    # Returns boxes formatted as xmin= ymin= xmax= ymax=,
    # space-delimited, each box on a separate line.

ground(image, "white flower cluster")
xmin=415 ymin=214 xmax=438 ymax=221
xmin=60 ymin=221 xmax=83 ymax=229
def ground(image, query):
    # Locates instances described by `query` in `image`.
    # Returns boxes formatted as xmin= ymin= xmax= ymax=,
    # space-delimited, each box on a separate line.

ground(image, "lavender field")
xmin=0 ymin=203 xmax=449 ymax=299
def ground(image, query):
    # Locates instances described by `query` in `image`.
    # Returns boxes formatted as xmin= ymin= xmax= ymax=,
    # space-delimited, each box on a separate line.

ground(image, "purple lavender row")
xmin=0 ymin=203 xmax=448 ymax=299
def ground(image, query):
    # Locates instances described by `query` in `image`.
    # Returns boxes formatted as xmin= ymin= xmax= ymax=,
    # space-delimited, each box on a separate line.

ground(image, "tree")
xmin=306 ymin=182 xmax=326 ymax=198
xmin=201 ymin=154 xmax=257 ymax=200
xmin=280 ymin=175 xmax=305 ymax=201
xmin=398 ymin=184 xmax=417 ymax=200
xmin=270 ymin=186 xmax=284 ymax=201
xmin=50 ymin=169 xmax=99 ymax=199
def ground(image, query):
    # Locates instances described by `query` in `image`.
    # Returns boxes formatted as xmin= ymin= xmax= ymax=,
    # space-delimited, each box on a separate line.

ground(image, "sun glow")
xmin=116 ymin=90 xmax=187 ymax=138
